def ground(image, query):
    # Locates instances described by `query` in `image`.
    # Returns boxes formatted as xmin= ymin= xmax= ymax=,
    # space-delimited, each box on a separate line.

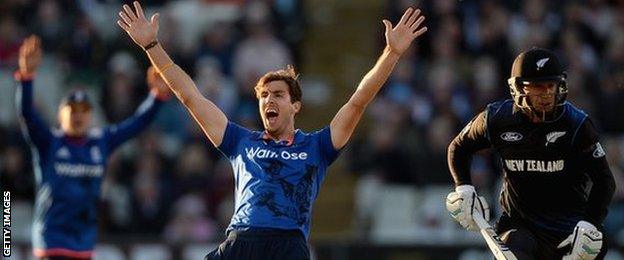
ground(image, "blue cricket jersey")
xmin=16 ymin=80 xmax=162 ymax=257
xmin=217 ymin=122 xmax=341 ymax=239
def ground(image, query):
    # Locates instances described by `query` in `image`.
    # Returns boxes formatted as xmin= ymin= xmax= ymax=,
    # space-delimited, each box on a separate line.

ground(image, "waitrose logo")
xmin=245 ymin=147 xmax=308 ymax=161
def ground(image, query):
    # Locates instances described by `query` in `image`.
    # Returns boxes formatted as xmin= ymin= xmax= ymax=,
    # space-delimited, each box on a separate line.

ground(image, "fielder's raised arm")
xmin=329 ymin=8 xmax=427 ymax=149
xmin=117 ymin=1 xmax=228 ymax=147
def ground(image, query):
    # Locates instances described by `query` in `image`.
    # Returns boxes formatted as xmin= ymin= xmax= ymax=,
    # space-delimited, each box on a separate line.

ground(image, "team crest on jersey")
xmin=500 ymin=132 xmax=523 ymax=142
xmin=91 ymin=146 xmax=102 ymax=163
xmin=592 ymin=142 xmax=605 ymax=158
xmin=536 ymin=58 xmax=549 ymax=70
xmin=56 ymin=146 xmax=71 ymax=159
xmin=545 ymin=131 xmax=566 ymax=146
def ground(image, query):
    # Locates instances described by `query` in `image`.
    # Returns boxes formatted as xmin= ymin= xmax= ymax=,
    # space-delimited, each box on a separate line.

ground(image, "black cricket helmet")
xmin=507 ymin=48 xmax=567 ymax=117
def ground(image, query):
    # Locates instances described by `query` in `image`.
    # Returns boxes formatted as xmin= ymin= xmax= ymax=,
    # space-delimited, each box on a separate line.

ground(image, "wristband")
xmin=143 ymin=40 xmax=159 ymax=51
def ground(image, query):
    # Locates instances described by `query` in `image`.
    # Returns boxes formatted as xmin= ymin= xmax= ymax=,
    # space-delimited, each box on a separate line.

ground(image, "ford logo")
xmin=500 ymin=132 xmax=523 ymax=142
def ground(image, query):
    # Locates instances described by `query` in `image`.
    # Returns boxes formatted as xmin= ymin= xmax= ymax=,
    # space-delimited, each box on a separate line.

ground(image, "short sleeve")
xmin=316 ymin=126 xmax=341 ymax=166
xmin=217 ymin=121 xmax=252 ymax=158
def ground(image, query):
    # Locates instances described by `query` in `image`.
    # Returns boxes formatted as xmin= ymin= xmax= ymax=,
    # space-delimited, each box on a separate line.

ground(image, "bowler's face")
xmin=257 ymin=80 xmax=300 ymax=134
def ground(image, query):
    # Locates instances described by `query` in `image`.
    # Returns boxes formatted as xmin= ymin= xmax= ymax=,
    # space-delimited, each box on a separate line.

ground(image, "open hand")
xmin=382 ymin=8 xmax=427 ymax=56
xmin=18 ymin=35 xmax=42 ymax=75
xmin=117 ymin=1 xmax=160 ymax=48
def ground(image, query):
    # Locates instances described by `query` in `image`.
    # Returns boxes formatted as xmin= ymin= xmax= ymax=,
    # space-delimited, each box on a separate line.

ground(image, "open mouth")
xmin=265 ymin=108 xmax=279 ymax=124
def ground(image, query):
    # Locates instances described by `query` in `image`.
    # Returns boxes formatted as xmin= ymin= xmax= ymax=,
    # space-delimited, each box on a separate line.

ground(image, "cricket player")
xmin=446 ymin=48 xmax=616 ymax=259
xmin=116 ymin=2 xmax=427 ymax=259
xmin=15 ymin=35 xmax=170 ymax=260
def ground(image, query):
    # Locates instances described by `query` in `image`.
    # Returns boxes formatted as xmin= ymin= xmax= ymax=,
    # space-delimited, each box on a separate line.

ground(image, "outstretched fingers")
xmin=133 ymin=1 xmax=145 ymax=20
xmin=410 ymin=12 xmax=427 ymax=37
xmin=398 ymin=7 xmax=414 ymax=26
xmin=413 ymin=26 xmax=428 ymax=38
xmin=117 ymin=20 xmax=130 ymax=31
xmin=411 ymin=14 xmax=425 ymax=30
xmin=406 ymin=9 xmax=420 ymax=27
xmin=119 ymin=11 xmax=132 ymax=25
xmin=150 ymin=13 xmax=160 ymax=26
xmin=122 ymin=4 xmax=137 ymax=21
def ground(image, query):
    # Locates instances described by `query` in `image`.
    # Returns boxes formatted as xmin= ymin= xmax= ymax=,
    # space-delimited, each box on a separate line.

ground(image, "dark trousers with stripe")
xmin=205 ymin=229 xmax=310 ymax=260
xmin=495 ymin=214 xmax=608 ymax=260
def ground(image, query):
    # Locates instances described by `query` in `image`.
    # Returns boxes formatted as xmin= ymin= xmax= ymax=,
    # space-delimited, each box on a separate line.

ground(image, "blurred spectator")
xmin=0 ymin=144 xmax=34 ymax=200
xmin=163 ymin=193 xmax=217 ymax=243
xmin=172 ymin=143 xmax=213 ymax=201
xmin=0 ymin=16 xmax=21 ymax=68
xmin=233 ymin=1 xmax=292 ymax=90
xmin=130 ymin=153 xmax=170 ymax=234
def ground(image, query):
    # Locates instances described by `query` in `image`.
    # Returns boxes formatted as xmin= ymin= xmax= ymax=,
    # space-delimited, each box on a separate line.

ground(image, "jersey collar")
xmin=256 ymin=130 xmax=302 ymax=146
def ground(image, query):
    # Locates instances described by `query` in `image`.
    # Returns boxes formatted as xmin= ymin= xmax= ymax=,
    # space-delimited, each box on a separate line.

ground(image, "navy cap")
xmin=60 ymin=89 xmax=92 ymax=108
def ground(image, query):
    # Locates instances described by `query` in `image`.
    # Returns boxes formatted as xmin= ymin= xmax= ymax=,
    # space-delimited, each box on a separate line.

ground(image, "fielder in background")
xmin=15 ymin=35 xmax=170 ymax=260
xmin=116 ymin=2 xmax=426 ymax=259
xmin=446 ymin=48 xmax=616 ymax=259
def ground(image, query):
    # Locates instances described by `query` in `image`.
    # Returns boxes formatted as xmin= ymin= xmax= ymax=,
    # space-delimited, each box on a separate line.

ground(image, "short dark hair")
xmin=254 ymin=65 xmax=302 ymax=103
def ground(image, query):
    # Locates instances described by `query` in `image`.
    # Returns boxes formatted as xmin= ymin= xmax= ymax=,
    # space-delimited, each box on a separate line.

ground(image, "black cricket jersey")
xmin=448 ymin=99 xmax=615 ymax=236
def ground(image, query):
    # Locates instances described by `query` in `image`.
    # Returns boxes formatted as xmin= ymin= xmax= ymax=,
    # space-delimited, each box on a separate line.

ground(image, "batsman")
xmin=446 ymin=48 xmax=616 ymax=259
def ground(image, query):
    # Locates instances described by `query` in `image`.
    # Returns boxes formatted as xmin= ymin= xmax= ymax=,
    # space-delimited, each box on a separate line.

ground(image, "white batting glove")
xmin=558 ymin=220 xmax=603 ymax=260
xmin=445 ymin=185 xmax=490 ymax=231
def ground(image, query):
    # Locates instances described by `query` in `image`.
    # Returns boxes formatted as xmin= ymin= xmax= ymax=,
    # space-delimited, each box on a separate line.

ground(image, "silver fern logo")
xmin=545 ymin=131 xmax=566 ymax=146
xmin=536 ymin=58 xmax=550 ymax=70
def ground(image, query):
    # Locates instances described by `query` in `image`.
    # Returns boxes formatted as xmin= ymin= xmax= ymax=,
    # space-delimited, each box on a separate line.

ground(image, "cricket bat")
xmin=472 ymin=211 xmax=518 ymax=260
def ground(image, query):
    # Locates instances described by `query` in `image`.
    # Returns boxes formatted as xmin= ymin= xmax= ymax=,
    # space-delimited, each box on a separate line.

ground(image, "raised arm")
xmin=116 ymin=1 xmax=228 ymax=147
xmin=15 ymin=35 xmax=53 ymax=152
xmin=105 ymin=67 xmax=170 ymax=150
xmin=329 ymin=8 xmax=427 ymax=149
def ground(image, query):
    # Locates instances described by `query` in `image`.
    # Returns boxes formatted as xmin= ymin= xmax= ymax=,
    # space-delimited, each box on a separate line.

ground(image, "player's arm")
xmin=15 ymin=35 xmax=53 ymax=151
xmin=106 ymin=67 xmax=170 ymax=150
xmin=445 ymin=111 xmax=492 ymax=231
xmin=557 ymin=119 xmax=614 ymax=260
xmin=116 ymin=1 xmax=228 ymax=147
xmin=329 ymin=8 xmax=427 ymax=150
xmin=575 ymin=119 xmax=616 ymax=226
xmin=447 ymin=111 xmax=492 ymax=186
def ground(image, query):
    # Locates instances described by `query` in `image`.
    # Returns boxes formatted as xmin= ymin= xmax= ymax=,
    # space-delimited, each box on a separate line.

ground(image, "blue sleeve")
xmin=105 ymin=94 xmax=162 ymax=151
xmin=16 ymin=80 xmax=53 ymax=152
xmin=316 ymin=126 xmax=341 ymax=166
xmin=217 ymin=121 xmax=252 ymax=158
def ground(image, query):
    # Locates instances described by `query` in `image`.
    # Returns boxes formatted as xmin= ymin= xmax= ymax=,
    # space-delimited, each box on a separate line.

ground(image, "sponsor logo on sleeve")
xmin=592 ymin=142 xmax=606 ymax=158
